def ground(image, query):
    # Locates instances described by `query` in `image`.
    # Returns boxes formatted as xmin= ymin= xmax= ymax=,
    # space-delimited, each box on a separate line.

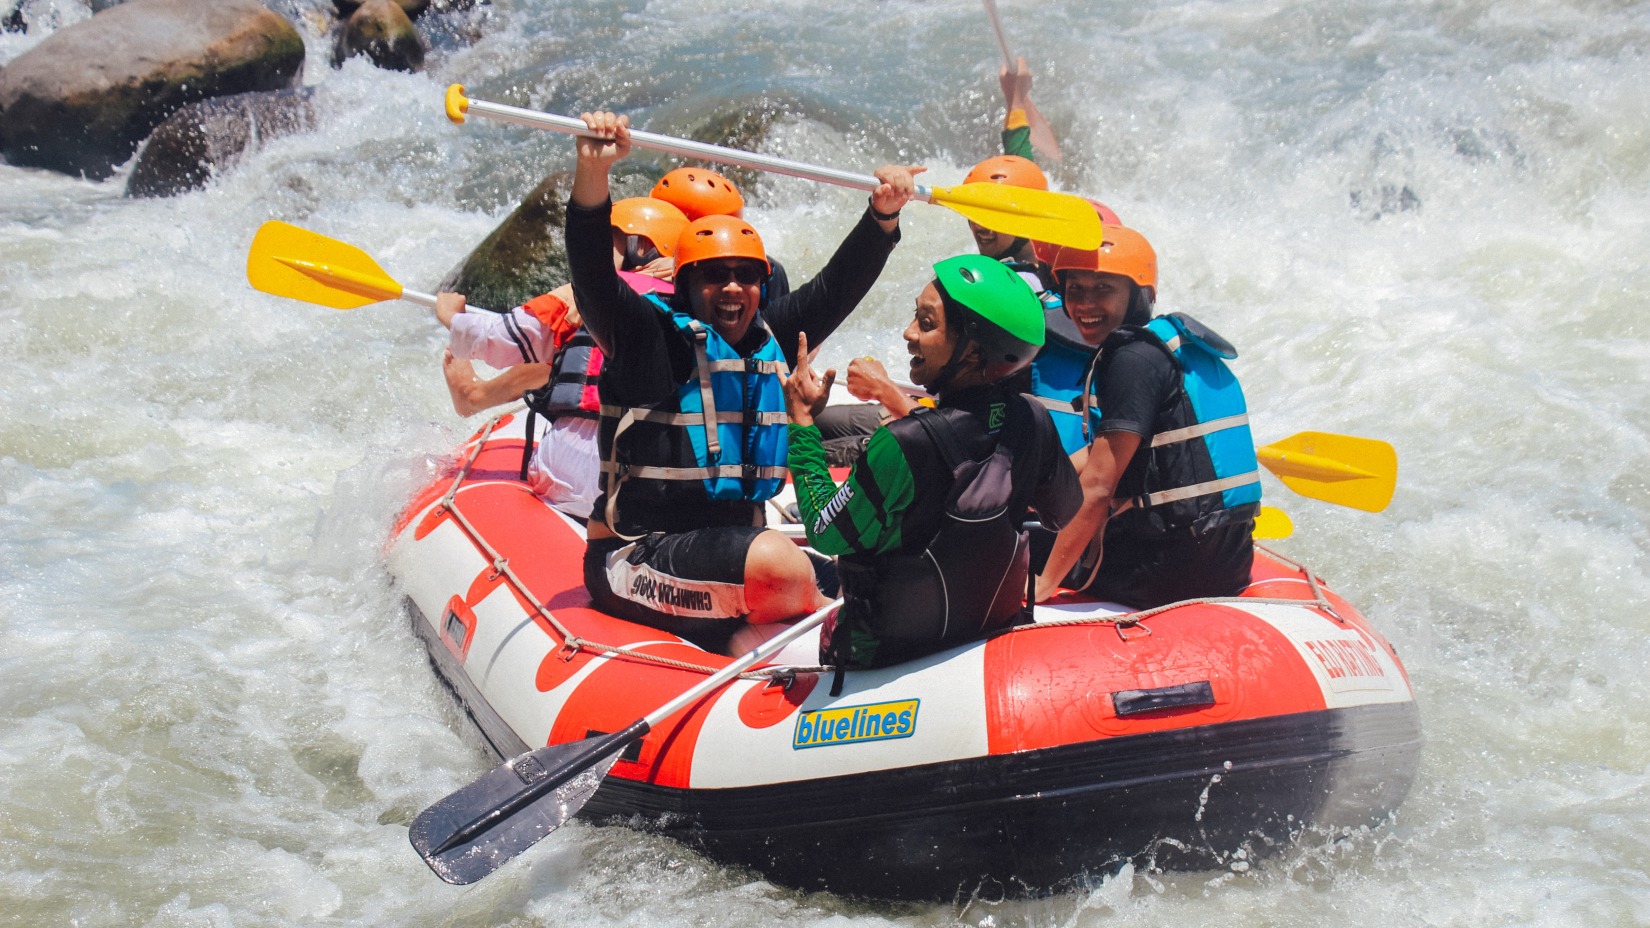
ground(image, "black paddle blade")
xmin=409 ymin=734 xmax=629 ymax=884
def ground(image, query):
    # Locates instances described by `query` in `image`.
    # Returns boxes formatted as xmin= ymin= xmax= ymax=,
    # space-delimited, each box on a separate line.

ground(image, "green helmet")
xmin=931 ymin=254 xmax=1045 ymax=382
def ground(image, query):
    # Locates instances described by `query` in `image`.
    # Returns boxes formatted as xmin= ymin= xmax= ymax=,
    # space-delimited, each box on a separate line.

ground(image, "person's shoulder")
xmin=1108 ymin=329 xmax=1177 ymax=369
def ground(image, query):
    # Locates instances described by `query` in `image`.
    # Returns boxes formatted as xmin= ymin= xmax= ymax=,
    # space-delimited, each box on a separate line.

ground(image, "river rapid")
xmin=2 ymin=0 xmax=1648 ymax=924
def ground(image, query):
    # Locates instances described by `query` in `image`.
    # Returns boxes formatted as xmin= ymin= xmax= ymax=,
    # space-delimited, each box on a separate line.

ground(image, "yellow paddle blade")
xmin=247 ymin=221 xmax=404 ymax=310
xmin=1252 ymin=505 xmax=1294 ymax=539
xmin=1257 ymin=431 xmax=1398 ymax=513
xmin=926 ymin=183 xmax=1103 ymax=250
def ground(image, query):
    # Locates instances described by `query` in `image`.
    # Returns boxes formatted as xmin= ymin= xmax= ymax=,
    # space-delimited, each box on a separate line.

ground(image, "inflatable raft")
xmin=388 ymin=412 xmax=1422 ymax=900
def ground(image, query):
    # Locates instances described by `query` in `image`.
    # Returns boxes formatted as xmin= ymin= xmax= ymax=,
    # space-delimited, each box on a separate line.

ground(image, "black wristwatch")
xmin=868 ymin=197 xmax=901 ymax=221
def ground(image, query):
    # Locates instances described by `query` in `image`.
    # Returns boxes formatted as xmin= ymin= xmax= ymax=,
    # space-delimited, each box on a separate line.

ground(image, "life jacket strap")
xmin=1027 ymin=393 xmax=1079 ymax=414
xmin=1132 ymin=471 xmax=1260 ymax=509
xmin=686 ymin=321 xmax=722 ymax=459
xmin=599 ymin=461 xmax=790 ymax=482
xmin=1149 ymin=412 xmax=1250 ymax=448
xmin=602 ymin=407 xmax=648 ymax=541
xmin=520 ymin=406 xmax=537 ymax=483
xmin=703 ymin=358 xmax=788 ymax=375
xmin=598 ymin=405 xmax=789 ymax=427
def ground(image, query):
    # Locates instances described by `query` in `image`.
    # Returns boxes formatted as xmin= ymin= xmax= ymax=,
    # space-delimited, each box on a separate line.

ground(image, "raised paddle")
xmin=1258 ymin=431 xmax=1398 ymax=513
xmin=982 ymin=0 xmax=1061 ymax=162
xmin=246 ymin=220 xmax=450 ymax=311
xmin=410 ymin=598 xmax=840 ymax=884
xmin=443 ymin=85 xmax=1102 ymax=250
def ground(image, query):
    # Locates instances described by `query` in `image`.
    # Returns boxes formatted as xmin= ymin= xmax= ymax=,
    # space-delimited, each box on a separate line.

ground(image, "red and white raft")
xmin=387 ymin=412 xmax=1421 ymax=900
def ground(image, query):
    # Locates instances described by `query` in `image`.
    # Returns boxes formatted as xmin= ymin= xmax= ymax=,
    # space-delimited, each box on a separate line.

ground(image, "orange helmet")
xmin=1051 ymin=225 xmax=1157 ymax=290
xmin=610 ymin=197 xmax=689 ymax=257
xmin=964 ymin=154 xmax=1048 ymax=190
xmin=1034 ymin=198 xmax=1122 ymax=266
xmin=651 ymin=167 xmax=744 ymax=220
xmin=674 ymin=215 xmax=769 ymax=272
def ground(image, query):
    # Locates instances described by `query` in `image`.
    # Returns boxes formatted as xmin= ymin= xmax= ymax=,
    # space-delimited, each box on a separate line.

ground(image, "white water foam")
xmin=2 ymin=0 xmax=1648 ymax=924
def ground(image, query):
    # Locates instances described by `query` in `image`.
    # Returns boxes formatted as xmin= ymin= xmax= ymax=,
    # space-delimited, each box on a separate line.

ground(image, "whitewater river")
xmin=3 ymin=0 xmax=1647 ymax=924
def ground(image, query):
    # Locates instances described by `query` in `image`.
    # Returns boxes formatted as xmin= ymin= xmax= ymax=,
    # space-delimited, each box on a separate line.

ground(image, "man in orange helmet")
xmin=1033 ymin=228 xmax=1262 ymax=608
xmin=432 ymin=196 xmax=688 ymax=518
xmin=650 ymin=165 xmax=793 ymax=299
xmin=565 ymin=109 xmax=919 ymax=650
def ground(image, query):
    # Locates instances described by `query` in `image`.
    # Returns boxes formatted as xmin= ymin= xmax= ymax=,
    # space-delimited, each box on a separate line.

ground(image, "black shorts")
xmin=1083 ymin=520 xmax=1255 ymax=609
xmin=584 ymin=526 xmax=768 ymax=648
xmin=813 ymin=404 xmax=883 ymax=467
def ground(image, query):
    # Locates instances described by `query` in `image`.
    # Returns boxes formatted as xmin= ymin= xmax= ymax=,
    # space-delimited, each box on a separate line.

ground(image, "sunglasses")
xmin=697 ymin=262 xmax=765 ymax=287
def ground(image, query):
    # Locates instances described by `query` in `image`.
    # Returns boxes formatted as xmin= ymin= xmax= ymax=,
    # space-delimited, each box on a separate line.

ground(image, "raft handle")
xmin=1111 ymin=680 xmax=1216 ymax=717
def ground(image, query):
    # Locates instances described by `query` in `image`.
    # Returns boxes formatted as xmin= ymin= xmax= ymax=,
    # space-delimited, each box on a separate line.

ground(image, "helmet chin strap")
xmin=928 ymin=336 xmax=981 ymax=395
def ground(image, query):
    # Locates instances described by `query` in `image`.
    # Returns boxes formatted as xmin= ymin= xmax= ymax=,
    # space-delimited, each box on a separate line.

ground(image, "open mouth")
xmin=713 ymin=300 xmax=746 ymax=326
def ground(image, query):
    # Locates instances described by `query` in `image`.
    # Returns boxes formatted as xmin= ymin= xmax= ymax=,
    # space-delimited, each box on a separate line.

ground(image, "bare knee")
xmin=743 ymin=530 xmax=826 ymax=624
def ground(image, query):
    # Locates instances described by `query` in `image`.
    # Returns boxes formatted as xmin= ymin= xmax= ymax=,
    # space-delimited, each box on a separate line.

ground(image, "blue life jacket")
xmin=1095 ymin=312 xmax=1262 ymax=535
xmin=598 ymin=294 xmax=791 ymax=535
xmin=1027 ymin=305 xmax=1102 ymax=455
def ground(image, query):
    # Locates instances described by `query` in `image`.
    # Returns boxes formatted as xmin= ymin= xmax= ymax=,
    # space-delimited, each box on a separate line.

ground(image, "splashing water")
xmin=2 ymin=0 xmax=1648 ymax=924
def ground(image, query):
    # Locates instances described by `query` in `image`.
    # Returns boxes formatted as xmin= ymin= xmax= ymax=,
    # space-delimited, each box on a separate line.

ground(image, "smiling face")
xmin=904 ymin=283 xmax=964 ymax=390
xmin=1060 ymin=269 xmax=1133 ymax=346
xmin=967 ymin=220 xmax=1031 ymax=262
xmin=685 ymin=258 xmax=765 ymax=343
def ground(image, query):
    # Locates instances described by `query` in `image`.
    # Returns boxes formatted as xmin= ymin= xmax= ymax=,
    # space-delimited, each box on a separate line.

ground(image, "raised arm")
xmin=565 ymin=110 xmax=664 ymax=366
xmin=763 ymin=163 xmax=920 ymax=364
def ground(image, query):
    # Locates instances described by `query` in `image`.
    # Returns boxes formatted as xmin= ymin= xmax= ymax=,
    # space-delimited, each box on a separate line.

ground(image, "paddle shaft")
xmin=396 ymin=286 xmax=438 ymax=309
xmin=427 ymin=599 xmax=838 ymax=855
xmin=982 ymin=0 xmax=1015 ymax=66
xmin=460 ymin=97 xmax=936 ymax=203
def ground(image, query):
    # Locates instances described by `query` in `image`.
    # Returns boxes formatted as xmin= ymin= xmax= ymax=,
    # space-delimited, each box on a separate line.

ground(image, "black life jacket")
xmin=825 ymin=394 xmax=1056 ymax=685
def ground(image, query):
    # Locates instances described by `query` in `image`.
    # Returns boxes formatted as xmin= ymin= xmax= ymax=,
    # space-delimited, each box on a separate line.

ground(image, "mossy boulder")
xmin=439 ymin=171 xmax=570 ymax=312
xmin=0 ymin=0 xmax=304 ymax=179
xmin=440 ymin=169 xmax=656 ymax=311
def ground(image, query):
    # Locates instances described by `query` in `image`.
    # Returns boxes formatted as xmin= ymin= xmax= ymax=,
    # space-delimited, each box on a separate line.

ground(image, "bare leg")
xmin=742 ymin=529 xmax=829 ymax=624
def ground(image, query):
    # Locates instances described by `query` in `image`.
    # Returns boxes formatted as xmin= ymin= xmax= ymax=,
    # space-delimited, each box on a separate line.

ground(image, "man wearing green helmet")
xmin=782 ymin=255 xmax=1081 ymax=678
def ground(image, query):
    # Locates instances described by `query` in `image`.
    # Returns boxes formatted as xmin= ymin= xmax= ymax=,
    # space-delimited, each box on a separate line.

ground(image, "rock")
xmin=440 ymin=168 xmax=657 ymax=311
xmin=333 ymin=0 xmax=425 ymax=72
xmin=670 ymin=93 xmax=814 ymax=192
xmin=0 ymin=0 xmax=304 ymax=180
xmin=332 ymin=0 xmax=429 ymax=19
xmin=3 ymin=2 xmax=24 ymax=33
xmin=439 ymin=172 xmax=570 ymax=313
xmin=125 ymin=88 xmax=316 ymax=198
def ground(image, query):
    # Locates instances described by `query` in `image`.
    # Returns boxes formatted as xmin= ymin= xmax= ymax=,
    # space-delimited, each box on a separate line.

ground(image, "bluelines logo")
xmin=793 ymin=699 xmax=919 ymax=749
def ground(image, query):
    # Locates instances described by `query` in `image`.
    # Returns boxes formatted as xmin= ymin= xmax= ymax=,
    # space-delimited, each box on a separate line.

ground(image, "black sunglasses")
xmin=697 ymin=263 xmax=765 ymax=286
